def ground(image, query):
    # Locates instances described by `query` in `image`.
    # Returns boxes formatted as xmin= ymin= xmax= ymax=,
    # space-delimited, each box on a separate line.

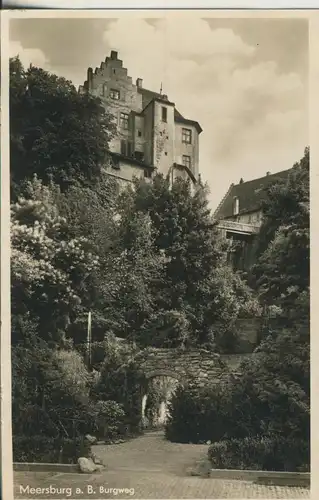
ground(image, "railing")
xmin=217 ymin=219 xmax=260 ymax=234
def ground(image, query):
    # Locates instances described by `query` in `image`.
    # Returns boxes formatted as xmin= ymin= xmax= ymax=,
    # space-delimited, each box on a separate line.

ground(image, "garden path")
xmin=14 ymin=431 xmax=310 ymax=499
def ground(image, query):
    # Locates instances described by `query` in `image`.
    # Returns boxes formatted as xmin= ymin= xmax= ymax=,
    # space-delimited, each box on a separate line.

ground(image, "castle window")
xmin=110 ymin=89 xmax=120 ymax=100
xmin=161 ymin=107 xmax=167 ymax=123
xmin=137 ymin=130 xmax=142 ymax=137
xmin=182 ymin=155 xmax=191 ymax=170
xmin=233 ymin=197 xmax=240 ymax=215
xmin=182 ymin=128 xmax=192 ymax=144
xmin=103 ymin=84 xmax=108 ymax=97
xmin=120 ymin=140 xmax=133 ymax=157
xmin=120 ymin=112 xmax=129 ymax=130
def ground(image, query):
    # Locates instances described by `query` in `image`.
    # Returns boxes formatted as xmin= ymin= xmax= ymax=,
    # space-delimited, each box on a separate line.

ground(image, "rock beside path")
xmin=85 ymin=434 xmax=97 ymax=445
xmin=78 ymin=457 xmax=98 ymax=474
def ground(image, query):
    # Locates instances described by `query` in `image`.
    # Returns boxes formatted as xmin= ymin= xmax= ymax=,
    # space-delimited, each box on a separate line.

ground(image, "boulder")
xmin=85 ymin=434 xmax=97 ymax=445
xmin=78 ymin=457 xmax=98 ymax=474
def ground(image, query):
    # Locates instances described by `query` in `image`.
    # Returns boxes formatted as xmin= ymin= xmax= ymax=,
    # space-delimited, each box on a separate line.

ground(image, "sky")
xmin=9 ymin=16 xmax=309 ymax=211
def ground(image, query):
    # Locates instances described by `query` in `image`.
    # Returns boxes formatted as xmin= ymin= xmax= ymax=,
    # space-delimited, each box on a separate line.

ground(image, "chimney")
xmin=110 ymin=50 xmax=118 ymax=60
xmin=266 ymin=171 xmax=270 ymax=176
xmin=136 ymin=78 xmax=143 ymax=88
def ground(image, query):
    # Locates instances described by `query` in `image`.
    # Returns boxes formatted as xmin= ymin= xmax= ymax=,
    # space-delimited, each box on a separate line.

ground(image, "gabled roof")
xmin=214 ymin=169 xmax=292 ymax=220
xmin=137 ymin=87 xmax=194 ymax=123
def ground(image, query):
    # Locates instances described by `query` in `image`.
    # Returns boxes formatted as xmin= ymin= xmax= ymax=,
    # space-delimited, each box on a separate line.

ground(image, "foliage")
xmin=13 ymin=435 xmax=91 ymax=464
xmin=118 ymin=174 xmax=259 ymax=350
xmin=251 ymin=147 xmax=309 ymax=316
xmin=12 ymin=342 xmax=95 ymax=440
xmin=208 ymin=435 xmax=309 ymax=472
xmin=10 ymin=57 xmax=115 ymax=197
xmin=91 ymin=335 xmax=144 ymax=433
xmin=254 ymin=147 xmax=309 ymax=261
xmin=100 ymin=211 xmax=165 ymax=340
xmin=165 ymin=382 xmax=230 ymax=444
xmin=11 ymin=176 xmax=100 ymax=345
xmin=90 ymin=400 xmax=126 ymax=440
xmin=166 ymin=315 xmax=309 ymax=445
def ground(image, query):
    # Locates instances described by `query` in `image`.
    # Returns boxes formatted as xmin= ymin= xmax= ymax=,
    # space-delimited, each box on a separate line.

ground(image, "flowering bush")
xmin=11 ymin=176 xmax=100 ymax=344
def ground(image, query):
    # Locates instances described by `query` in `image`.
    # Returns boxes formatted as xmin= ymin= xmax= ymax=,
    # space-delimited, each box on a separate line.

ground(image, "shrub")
xmin=165 ymin=382 xmax=231 ymax=444
xmin=13 ymin=435 xmax=91 ymax=464
xmin=208 ymin=435 xmax=310 ymax=472
xmin=90 ymin=400 xmax=125 ymax=440
xmin=91 ymin=335 xmax=144 ymax=434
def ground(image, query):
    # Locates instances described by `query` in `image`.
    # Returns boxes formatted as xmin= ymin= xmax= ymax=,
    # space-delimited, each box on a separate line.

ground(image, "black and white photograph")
xmin=1 ymin=9 xmax=311 ymax=499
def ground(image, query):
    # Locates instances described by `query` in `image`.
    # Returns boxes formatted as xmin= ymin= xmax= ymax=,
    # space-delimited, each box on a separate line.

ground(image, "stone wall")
xmin=133 ymin=347 xmax=245 ymax=387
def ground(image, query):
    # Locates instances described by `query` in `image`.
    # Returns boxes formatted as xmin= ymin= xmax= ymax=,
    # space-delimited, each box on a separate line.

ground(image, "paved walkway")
xmin=14 ymin=431 xmax=310 ymax=499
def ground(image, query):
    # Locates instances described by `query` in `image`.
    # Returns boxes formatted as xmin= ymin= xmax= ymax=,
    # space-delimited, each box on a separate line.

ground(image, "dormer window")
xmin=233 ymin=196 xmax=239 ymax=215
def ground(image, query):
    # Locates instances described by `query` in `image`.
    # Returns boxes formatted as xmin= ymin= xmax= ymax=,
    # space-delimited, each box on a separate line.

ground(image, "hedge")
xmin=13 ymin=435 xmax=91 ymax=464
xmin=208 ymin=435 xmax=310 ymax=472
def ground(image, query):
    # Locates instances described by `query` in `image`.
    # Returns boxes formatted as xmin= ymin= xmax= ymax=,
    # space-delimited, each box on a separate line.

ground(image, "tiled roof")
xmin=214 ymin=169 xmax=292 ymax=219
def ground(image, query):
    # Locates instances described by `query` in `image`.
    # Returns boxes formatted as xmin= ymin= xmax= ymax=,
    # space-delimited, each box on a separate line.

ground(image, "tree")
xmin=10 ymin=57 xmax=115 ymax=198
xmin=118 ymin=174 xmax=259 ymax=349
xmin=253 ymin=147 xmax=309 ymax=262
xmin=251 ymin=147 xmax=309 ymax=317
xmin=11 ymin=175 xmax=100 ymax=346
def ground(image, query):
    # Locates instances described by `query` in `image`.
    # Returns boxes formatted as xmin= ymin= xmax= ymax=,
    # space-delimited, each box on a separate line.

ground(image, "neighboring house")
xmin=214 ymin=169 xmax=292 ymax=271
xmin=79 ymin=50 xmax=202 ymax=189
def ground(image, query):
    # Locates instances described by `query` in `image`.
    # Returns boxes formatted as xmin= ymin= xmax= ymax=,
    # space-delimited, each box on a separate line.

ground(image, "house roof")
xmin=214 ymin=169 xmax=292 ymax=219
xmin=138 ymin=87 xmax=183 ymax=119
xmin=137 ymin=87 xmax=201 ymax=132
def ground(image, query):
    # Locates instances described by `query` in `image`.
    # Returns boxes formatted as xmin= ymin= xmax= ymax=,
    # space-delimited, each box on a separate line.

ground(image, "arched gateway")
xmin=133 ymin=348 xmax=227 ymax=429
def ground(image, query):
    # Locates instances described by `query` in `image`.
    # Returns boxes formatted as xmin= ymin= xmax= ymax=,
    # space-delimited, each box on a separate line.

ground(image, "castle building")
xmin=79 ymin=51 xmax=202 ymax=189
xmin=214 ymin=169 xmax=292 ymax=271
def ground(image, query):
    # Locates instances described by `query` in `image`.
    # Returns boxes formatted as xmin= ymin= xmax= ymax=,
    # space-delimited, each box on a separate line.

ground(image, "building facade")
xmin=214 ymin=169 xmax=292 ymax=271
xmin=79 ymin=50 xmax=202 ymax=189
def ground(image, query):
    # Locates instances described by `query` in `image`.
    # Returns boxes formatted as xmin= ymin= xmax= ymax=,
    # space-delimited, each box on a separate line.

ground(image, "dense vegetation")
xmin=166 ymin=149 xmax=310 ymax=471
xmin=10 ymin=57 xmax=309 ymax=471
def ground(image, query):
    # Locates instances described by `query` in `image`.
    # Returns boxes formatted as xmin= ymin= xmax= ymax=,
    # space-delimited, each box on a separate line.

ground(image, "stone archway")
xmin=141 ymin=372 xmax=180 ymax=430
xmin=134 ymin=348 xmax=230 ymax=430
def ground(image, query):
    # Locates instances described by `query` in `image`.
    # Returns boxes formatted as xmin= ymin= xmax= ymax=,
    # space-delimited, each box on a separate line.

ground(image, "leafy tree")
xmin=91 ymin=335 xmax=143 ymax=433
xmin=252 ymin=147 xmax=309 ymax=317
xmin=118 ymin=175 xmax=259 ymax=349
xmin=10 ymin=57 xmax=115 ymax=197
xmin=253 ymin=147 xmax=309 ymax=262
xmin=11 ymin=176 xmax=100 ymax=345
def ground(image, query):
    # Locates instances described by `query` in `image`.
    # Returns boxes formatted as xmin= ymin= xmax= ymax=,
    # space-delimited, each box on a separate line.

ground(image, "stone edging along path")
xmin=13 ymin=463 xmax=80 ymax=473
xmin=13 ymin=462 xmax=311 ymax=486
xmin=208 ymin=469 xmax=310 ymax=486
